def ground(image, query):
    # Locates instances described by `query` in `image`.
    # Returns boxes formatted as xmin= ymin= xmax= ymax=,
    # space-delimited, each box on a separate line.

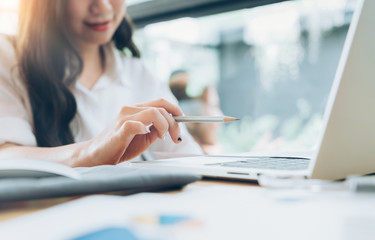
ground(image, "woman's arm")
xmin=0 ymin=99 xmax=183 ymax=167
xmin=0 ymin=141 xmax=91 ymax=167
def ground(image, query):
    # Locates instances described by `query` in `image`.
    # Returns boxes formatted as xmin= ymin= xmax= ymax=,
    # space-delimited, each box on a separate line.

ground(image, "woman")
xmin=0 ymin=0 xmax=202 ymax=167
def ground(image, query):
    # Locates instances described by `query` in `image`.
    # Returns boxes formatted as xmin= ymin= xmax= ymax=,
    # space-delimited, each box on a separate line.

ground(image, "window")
xmin=0 ymin=0 xmax=18 ymax=35
xmin=134 ymin=0 xmax=358 ymax=154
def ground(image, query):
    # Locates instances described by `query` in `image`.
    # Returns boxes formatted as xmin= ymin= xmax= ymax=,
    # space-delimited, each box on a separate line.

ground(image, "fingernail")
xmin=145 ymin=123 xmax=153 ymax=133
xmin=177 ymin=137 xmax=182 ymax=142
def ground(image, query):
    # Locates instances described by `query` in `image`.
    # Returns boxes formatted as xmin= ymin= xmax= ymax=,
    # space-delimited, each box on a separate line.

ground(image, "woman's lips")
xmin=85 ymin=21 xmax=111 ymax=32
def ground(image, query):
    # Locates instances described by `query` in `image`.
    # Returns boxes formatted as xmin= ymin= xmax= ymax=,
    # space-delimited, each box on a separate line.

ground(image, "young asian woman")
xmin=0 ymin=0 xmax=203 ymax=167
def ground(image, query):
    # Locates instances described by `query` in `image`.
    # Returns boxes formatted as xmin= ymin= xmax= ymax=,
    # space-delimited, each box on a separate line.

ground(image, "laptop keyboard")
xmin=205 ymin=157 xmax=310 ymax=171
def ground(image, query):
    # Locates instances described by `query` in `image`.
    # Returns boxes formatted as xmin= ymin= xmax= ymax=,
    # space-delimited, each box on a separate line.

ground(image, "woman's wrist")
xmin=69 ymin=141 xmax=94 ymax=167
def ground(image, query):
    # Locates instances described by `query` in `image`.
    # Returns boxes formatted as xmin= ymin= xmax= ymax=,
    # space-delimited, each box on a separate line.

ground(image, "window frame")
xmin=128 ymin=0 xmax=287 ymax=28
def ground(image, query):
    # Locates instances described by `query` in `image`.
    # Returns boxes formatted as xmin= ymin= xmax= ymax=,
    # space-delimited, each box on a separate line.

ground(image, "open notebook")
xmin=0 ymin=158 xmax=200 ymax=202
xmin=0 ymin=158 xmax=81 ymax=179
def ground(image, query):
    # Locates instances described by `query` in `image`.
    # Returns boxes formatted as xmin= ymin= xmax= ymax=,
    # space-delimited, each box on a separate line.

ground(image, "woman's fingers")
xmin=134 ymin=99 xmax=183 ymax=143
xmin=120 ymin=120 xmax=150 ymax=136
xmin=113 ymin=99 xmax=183 ymax=162
xmin=156 ymin=107 xmax=181 ymax=143
xmin=113 ymin=121 xmax=147 ymax=163
xmin=119 ymin=106 xmax=145 ymax=116
xmin=130 ymin=107 xmax=182 ymax=143
xmin=136 ymin=98 xmax=184 ymax=117
xmin=131 ymin=108 xmax=169 ymax=139
xmin=90 ymin=100 xmax=184 ymax=166
xmin=116 ymin=120 xmax=159 ymax=163
xmin=87 ymin=120 xmax=149 ymax=166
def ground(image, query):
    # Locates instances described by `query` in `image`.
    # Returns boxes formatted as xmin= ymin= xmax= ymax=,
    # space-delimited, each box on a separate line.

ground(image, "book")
xmin=0 ymin=163 xmax=201 ymax=202
xmin=0 ymin=158 xmax=81 ymax=179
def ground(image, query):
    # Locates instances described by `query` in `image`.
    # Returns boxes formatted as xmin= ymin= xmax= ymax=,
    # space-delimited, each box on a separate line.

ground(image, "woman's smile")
xmin=84 ymin=20 xmax=112 ymax=32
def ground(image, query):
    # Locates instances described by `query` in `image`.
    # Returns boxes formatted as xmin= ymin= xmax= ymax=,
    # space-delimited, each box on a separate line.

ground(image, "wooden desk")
xmin=0 ymin=179 xmax=258 ymax=222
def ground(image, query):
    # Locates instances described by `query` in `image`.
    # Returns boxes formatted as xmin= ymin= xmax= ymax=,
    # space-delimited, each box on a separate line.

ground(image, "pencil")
xmin=173 ymin=116 xmax=239 ymax=123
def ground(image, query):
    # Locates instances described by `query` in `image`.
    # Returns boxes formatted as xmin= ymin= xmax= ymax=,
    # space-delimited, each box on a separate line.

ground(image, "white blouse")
xmin=0 ymin=34 xmax=203 ymax=160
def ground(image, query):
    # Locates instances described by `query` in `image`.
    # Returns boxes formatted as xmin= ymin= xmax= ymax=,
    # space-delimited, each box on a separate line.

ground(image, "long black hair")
xmin=17 ymin=0 xmax=140 ymax=147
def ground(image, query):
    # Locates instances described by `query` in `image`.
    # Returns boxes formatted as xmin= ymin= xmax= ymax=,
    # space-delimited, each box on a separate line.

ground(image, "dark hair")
xmin=169 ymin=69 xmax=188 ymax=79
xmin=169 ymin=69 xmax=190 ymax=101
xmin=17 ymin=0 xmax=140 ymax=147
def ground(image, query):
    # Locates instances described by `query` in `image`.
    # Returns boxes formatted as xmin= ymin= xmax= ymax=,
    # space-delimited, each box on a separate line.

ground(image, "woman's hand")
xmin=77 ymin=98 xmax=183 ymax=167
xmin=0 ymin=99 xmax=183 ymax=168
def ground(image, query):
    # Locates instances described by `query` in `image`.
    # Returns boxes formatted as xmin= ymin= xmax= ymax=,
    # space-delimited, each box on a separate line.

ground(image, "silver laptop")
xmin=132 ymin=0 xmax=375 ymax=181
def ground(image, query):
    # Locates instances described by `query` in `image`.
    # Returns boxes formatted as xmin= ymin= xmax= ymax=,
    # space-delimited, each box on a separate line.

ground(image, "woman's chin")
xmin=79 ymin=33 xmax=115 ymax=47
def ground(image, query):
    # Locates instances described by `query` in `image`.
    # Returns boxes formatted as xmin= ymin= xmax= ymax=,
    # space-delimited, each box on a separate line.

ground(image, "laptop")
xmin=132 ymin=0 xmax=375 ymax=181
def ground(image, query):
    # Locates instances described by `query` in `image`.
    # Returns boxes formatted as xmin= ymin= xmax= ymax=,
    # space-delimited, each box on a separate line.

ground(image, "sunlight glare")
xmin=0 ymin=0 xmax=19 ymax=34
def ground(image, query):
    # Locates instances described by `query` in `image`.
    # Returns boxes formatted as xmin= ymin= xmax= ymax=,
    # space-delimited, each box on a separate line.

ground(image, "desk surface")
xmin=3 ymin=179 xmax=375 ymax=240
xmin=0 ymin=179 xmax=258 ymax=222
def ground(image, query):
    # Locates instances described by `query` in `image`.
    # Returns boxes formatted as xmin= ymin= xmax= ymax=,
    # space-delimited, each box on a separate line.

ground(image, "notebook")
xmin=132 ymin=0 xmax=375 ymax=181
xmin=0 ymin=158 xmax=81 ymax=179
xmin=0 ymin=160 xmax=200 ymax=202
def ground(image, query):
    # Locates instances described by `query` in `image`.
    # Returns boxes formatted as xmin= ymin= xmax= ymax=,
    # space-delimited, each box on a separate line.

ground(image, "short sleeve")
xmin=0 ymin=34 xmax=36 ymax=146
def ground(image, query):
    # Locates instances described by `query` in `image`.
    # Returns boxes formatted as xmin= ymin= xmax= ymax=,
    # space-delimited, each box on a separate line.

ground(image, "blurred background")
xmin=0 ymin=0 xmax=358 ymax=154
